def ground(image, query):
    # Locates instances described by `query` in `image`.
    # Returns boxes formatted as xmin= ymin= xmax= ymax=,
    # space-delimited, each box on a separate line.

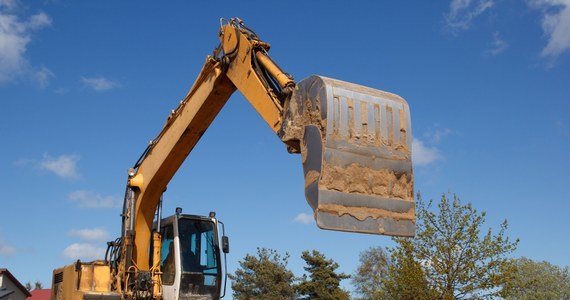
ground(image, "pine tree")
xmin=296 ymin=250 xmax=350 ymax=300
xmin=34 ymin=281 xmax=43 ymax=290
xmin=229 ymin=247 xmax=295 ymax=300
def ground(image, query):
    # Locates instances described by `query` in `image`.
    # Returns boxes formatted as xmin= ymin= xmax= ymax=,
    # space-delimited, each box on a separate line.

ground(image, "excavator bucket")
xmin=281 ymin=76 xmax=415 ymax=236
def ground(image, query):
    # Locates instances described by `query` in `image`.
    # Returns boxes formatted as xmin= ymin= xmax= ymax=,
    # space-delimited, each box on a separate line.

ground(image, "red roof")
xmin=27 ymin=289 xmax=51 ymax=300
xmin=0 ymin=268 xmax=32 ymax=297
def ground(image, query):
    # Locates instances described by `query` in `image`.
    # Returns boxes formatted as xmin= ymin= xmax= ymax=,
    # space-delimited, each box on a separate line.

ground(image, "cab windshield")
xmin=178 ymin=218 xmax=220 ymax=290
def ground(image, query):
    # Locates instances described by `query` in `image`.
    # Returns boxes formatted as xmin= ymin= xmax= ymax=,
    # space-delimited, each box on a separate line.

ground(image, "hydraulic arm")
xmin=51 ymin=18 xmax=414 ymax=300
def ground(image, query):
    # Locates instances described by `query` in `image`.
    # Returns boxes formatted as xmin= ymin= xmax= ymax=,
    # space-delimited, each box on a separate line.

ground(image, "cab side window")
xmin=160 ymin=224 xmax=175 ymax=285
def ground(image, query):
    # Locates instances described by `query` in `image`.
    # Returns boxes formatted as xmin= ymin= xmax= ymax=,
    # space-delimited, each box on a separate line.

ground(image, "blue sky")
xmin=1 ymin=0 xmax=569 ymax=296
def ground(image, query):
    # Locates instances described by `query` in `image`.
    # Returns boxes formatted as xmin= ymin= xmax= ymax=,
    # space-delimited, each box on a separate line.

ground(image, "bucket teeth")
xmin=281 ymin=75 xmax=414 ymax=236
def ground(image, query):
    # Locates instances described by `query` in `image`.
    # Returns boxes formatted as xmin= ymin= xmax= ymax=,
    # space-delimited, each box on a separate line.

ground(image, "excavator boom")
xmin=126 ymin=59 xmax=235 ymax=272
xmin=51 ymin=17 xmax=414 ymax=300
xmin=125 ymin=17 xmax=415 ymax=297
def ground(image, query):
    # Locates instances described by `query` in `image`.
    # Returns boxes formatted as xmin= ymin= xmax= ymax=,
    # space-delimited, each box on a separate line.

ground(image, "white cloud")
xmin=424 ymin=127 xmax=454 ymax=144
xmin=445 ymin=0 xmax=495 ymax=31
xmin=293 ymin=213 xmax=314 ymax=224
xmin=0 ymin=238 xmax=16 ymax=256
xmin=0 ymin=0 xmax=18 ymax=11
xmin=0 ymin=3 xmax=52 ymax=83
xmin=69 ymin=190 xmax=121 ymax=208
xmin=27 ymin=10 xmax=51 ymax=29
xmin=33 ymin=65 xmax=54 ymax=87
xmin=62 ymin=243 xmax=105 ymax=261
xmin=81 ymin=75 xmax=120 ymax=91
xmin=529 ymin=0 xmax=570 ymax=62
xmin=39 ymin=154 xmax=80 ymax=179
xmin=485 ymin=31 xmax=508 ymax=56
xmin=69 ymin=228 xmax=110 ymax=242
xmin=412 ymin=138 xmax=443 ymax=166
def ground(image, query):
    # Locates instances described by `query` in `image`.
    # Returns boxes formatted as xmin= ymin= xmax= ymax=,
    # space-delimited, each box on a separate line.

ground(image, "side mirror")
xmin=222 ymin=236 xmax=230 ymax=254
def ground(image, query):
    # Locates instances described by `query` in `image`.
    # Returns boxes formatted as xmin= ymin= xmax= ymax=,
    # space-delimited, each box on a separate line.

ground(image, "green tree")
xmin=34 ymin=280 xmax=43 ymax=290
xmin=383 ymin=238 xmax=437 ymax=300
xmin=504 ymin=257 xmax=570 ymax=299
xmin=296 ymin=250 xmax=350 ymax=300
xmin=25 ymin=281 xmax=43 ymax=291
xmin=352 ymin=246 xmax=392 ymax=299
xmin=229 ymin=247 xmax=295 ymax=300
xmin=384 ymin=193 xmax=518 ymax=299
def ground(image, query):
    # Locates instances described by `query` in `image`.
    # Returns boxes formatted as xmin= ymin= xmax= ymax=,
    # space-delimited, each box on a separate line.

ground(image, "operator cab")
xmin=156 ymin=209 xmax=229 ymax=300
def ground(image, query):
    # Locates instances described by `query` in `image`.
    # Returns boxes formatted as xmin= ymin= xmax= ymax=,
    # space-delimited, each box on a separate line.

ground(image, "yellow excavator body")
xmin=51 ymin=261 xmax=118 ymax=300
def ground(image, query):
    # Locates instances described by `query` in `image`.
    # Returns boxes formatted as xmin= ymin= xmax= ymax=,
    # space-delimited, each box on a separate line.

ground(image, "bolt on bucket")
xmin=281 ymin=75 xmax=415 ymax=236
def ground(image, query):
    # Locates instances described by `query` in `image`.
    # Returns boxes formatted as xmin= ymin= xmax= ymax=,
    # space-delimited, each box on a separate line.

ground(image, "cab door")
xmin=159 ymin=219 xmax=179 ymax=300
xmin=159 ymin=215 xmax=223 ymax=300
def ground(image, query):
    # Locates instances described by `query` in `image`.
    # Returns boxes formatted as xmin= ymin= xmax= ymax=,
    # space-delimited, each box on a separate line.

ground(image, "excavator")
xmin=50 ymin=18 xmax=414 ymax=300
